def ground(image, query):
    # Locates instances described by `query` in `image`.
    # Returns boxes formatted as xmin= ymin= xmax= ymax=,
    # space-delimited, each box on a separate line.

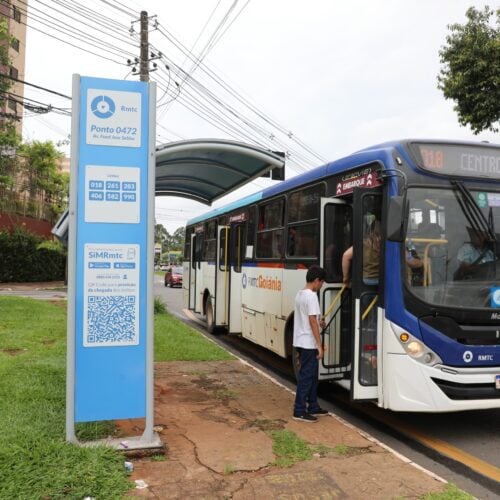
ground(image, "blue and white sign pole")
xmin=66 ymin=75 xmax=157 ymax=447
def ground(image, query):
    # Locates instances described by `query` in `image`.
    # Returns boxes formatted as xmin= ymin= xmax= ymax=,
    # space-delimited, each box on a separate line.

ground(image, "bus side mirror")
xmin=387 ymin=196 xmax=408 ymax=242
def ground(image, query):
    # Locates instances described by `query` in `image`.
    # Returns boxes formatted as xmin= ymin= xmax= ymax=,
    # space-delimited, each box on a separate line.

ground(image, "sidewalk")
xmin=120 ymin=360 xmax=447 ymax=499
xmin=0 ymin=280 xmax=66 ymax=291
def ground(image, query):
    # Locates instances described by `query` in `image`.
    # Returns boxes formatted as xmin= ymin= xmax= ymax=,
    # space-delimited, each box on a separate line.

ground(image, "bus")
xmin=183 ymin=139 xmax=500 ymax=412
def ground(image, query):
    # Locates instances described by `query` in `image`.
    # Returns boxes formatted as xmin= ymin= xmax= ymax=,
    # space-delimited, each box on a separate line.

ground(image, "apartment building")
xmin=0 ymin=0 xmax=27 ymax=137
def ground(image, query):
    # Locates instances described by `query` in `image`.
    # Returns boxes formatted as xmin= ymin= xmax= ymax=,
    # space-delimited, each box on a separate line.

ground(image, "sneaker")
xmin=309 ymin=408 xmax=329 ymax=417
xmin=292 ymin=413 xmax=318 ymax=423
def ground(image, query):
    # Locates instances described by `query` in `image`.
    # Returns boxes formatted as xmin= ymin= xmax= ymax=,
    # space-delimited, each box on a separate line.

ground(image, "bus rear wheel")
xmin=205 ymin=297 xmax=218 ymax=335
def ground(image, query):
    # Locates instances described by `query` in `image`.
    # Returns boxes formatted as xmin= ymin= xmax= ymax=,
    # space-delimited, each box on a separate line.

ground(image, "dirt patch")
xmin=1 ymin=348 xmax=27 ymax=356
xmin=243 ymin=418 xmax=287 ymax=432
xmin=49 ymin=300 xmax=67 ymax=309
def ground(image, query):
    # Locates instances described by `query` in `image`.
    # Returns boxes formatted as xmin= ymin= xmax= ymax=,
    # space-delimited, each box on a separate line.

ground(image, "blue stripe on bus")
xmin=187 ymin=191 xmax=264 ymax=226
xmin=188 ymin=144 xmax=400 ymax=226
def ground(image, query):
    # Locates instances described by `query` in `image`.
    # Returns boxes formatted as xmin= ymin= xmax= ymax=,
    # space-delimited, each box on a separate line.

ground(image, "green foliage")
xmin=155 ymin=224 xmax=185 ymax=253
xmin=438 ymin=6 xmax=500 ymax=134
xmin=18 ymin=140 xmax=68 ymax=211
xmin=422 ymin=484 xmax=473 ymax=499
xmin=0 ymin=227 xmax=66 ymax=282
xmin=155 ymin=222 xmax=168 ymax=244
xmin=154 ymin=312 xmax=233 ymax=361
xmin=154 ymin=295 xmax=167 ymax=314
xmin=269 ymin=430 xmax=313 ymax=467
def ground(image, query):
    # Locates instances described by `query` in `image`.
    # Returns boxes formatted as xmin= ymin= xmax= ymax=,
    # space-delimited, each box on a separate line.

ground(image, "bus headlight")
xmin=407 ymin=341 xmax=424 ymax=357
xmin=390 ymin=323 xmax=442 ymax=366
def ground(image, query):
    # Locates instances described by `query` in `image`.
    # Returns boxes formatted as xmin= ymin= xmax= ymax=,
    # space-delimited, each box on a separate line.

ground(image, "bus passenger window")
xmin=256 ymin=199 xmax=284 ymax=259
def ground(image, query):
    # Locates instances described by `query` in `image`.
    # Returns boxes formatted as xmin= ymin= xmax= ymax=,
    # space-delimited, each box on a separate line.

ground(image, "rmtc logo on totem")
xmin=91 ymin=95 xmax=116 ymax=119
xmin=242 ymin=273 xmax=282 ymax=291
xmin=86 ymin=88 xmax=142 ymax=148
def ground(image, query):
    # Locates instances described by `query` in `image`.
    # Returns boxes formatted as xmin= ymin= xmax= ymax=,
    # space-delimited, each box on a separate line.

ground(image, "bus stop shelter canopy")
xmin=52 ymin=139 xmax=285 ymax=243
xmin=155 ymin=139 xmax=285 ymax=205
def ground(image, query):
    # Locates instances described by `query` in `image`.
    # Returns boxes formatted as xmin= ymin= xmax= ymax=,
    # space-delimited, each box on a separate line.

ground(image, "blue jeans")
xmin=294 ymin=348 xmax=320 ymax=416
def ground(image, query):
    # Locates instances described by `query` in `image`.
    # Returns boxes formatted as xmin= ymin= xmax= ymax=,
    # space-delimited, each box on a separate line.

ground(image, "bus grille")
xmin=431 ymin=378 xmax=500 ymax=400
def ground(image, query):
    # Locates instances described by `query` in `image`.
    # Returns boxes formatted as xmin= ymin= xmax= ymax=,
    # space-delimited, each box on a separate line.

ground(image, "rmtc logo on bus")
xmin=86 ymin=88 xmax=142 ymax=148
xmin=242 ymin=273 xmax=282 ymax=291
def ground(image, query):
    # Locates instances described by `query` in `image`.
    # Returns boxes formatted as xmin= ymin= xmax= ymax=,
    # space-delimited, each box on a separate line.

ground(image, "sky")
xmin=21 ymin=0 xmax=499 ymax=233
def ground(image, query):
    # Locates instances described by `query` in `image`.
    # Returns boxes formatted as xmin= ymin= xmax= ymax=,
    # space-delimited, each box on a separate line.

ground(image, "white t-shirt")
xmin=293 ymin=288 xmax=320 ymax=349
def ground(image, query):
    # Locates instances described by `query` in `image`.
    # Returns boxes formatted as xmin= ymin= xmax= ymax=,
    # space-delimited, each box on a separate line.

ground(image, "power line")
xmin=16 ymin=1 xmax=137 ymax=61
xmin=3 ymin=74 xmax=71 ymax=100
xmin=154 ymin=24 xmax=327 ymax=164
xmin=99 ymin=0 xmax=137 ymax=18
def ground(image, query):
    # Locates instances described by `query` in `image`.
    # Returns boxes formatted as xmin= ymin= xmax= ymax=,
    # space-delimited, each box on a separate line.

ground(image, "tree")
xmin=170 ymin=227 xmax=185 ymax=251
xmin=155 ymin=223 xmax=169 ymax=244
xmin=18 ymin=141 xmax=67 ymax=218
xmin=438 ymin=6 xmax=500 ymax=134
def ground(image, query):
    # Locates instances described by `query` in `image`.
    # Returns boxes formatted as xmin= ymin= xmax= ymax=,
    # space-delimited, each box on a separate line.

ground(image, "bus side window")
xmin=256 ymin=198 xmax=284 ymax=259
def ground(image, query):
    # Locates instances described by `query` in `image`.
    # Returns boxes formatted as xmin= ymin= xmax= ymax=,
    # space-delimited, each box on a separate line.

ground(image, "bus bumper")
xmin=383 ymin=354 xmax=500 ymax=412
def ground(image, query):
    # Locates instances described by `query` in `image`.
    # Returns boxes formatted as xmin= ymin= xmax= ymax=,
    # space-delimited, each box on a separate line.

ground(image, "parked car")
xmin=164 ymin=266 xmax=183 ymax=287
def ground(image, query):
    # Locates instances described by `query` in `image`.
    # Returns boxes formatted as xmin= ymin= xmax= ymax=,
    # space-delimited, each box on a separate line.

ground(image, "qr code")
xmin=86 ymin=295 xmax=137 ymax=345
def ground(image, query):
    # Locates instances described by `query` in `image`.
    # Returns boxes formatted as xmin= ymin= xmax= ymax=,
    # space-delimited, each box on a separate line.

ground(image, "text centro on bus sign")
xmin=86 ymin=88 xmax=141 ymax=148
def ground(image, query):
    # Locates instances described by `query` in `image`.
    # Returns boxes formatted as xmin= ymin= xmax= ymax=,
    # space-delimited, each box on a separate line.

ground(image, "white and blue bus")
xmin=183 ymin=139 xmax=500 ymax=412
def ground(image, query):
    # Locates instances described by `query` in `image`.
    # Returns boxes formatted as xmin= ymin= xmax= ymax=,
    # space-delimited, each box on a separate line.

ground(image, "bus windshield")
xmin=404 ymin=185 xmax=500 ymax=309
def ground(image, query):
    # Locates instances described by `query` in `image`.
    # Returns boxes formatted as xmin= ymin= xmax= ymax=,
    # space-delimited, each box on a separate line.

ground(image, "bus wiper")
xmin=452 ymin=181 xmax=496 ymax=242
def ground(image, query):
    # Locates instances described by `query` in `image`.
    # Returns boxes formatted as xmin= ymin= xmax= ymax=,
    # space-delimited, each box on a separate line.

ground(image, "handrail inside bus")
xmin=361 ymin=295 xmax=378 ymax=321
xmin=407 ymin=238 xmax=448 ymax=286
xmin=321 ymin=284 xmax=346 ymax=322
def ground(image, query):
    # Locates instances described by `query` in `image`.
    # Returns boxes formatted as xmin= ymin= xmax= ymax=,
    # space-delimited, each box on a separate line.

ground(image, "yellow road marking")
xmin=335 ymin=392 xmax=500 ymax=483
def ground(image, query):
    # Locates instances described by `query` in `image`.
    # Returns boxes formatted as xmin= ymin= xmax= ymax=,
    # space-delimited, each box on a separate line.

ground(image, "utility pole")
xmin=139 ymin=11 xmax=149 ymax=82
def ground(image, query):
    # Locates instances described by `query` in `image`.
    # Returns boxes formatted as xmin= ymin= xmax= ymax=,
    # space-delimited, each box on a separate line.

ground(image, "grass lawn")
xmin=0 ymin=296 xmax=231 ymax=499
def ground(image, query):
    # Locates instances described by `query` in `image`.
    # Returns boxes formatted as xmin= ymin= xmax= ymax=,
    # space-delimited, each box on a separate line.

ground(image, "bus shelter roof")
xmin=52 ymin=139 xmax=285 ymax=243
xmin=155 ymin=139 xmax=285 ymax=205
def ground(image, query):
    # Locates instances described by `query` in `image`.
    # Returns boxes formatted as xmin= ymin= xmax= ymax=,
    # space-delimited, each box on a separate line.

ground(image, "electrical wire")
xmin=154 ymin=24 xmax=327 ymax=164
xmin=16 ymin=1 xmax=137 ymax=60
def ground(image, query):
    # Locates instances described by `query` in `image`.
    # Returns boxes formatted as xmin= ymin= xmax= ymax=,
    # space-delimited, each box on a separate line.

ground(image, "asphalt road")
xmin=154 ymin=278 xmax=500 ymax=498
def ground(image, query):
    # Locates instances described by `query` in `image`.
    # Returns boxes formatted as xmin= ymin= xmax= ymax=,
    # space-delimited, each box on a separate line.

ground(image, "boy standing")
xmin=293 ymin=265 xmax=329 ymax=422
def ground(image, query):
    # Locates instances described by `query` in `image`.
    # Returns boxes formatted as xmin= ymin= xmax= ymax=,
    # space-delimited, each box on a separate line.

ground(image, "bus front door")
xmin=228 ymin=223 xmax=245 ymax=333
xmin=320 ymin=198 xmax=352 ymax=381
xmin=351 ymin=188 xmax=382 ymax=401
xmin=215 ymin=226 xmax=230 ymax=328
xmin=189 ymin=233 xmax=197 ymax=310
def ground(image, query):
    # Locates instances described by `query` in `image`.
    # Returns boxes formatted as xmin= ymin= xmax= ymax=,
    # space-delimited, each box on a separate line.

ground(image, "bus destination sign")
xmin=412 ymin=143 xmax=500 ymax=179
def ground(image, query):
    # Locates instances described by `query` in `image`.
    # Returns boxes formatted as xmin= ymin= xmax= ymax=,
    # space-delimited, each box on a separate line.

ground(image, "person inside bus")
xmin=341 ymin=219 xmax=381 ymax=286
xmin=454 ymin=228 xmax=495 ymax=280
xmin=293 ymin=265 xmax=329 ymax=423
xmin=406 ymin=242 xmax=424 ymax=286
xmin=287 ymin=226 xmax=297 ymax=256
